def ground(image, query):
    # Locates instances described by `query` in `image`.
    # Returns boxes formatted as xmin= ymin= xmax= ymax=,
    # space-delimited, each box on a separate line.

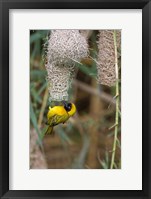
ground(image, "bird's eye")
xmin=68 ymin=105 xmax=71 ymax=109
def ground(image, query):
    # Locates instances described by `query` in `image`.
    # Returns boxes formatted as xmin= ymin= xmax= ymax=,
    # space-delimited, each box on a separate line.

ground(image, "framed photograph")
xmin=0 ymin=0 xmax=150 ymax=198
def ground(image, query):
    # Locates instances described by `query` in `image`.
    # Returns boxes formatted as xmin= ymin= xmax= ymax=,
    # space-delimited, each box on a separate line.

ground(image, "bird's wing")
xmin=46 ymin=114 xmax=69 ymax=126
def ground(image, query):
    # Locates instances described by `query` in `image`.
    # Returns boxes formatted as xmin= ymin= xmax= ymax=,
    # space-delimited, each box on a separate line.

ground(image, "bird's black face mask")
xmin=63 ymin=102 xmax=72 ymax=112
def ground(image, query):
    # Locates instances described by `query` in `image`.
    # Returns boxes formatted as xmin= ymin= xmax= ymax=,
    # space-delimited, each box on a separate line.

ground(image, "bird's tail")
xmin=44 ymin=125 xmax=54 ymax=136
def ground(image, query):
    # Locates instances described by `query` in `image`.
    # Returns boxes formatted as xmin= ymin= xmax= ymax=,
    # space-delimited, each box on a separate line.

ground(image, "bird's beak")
xmin=62 ymin=101 xmax=68 ymax=106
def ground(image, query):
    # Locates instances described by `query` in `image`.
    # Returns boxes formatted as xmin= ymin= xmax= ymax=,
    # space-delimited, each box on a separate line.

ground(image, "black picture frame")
xmin=0 ymin=0 xmax=151 ymax=198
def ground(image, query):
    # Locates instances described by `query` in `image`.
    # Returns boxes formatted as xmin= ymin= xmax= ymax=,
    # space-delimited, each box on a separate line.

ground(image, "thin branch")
xmin=38 ymin=88 xmax=49 ymax=128
xmin=88 ymin=55 xmax=100 ymax=65
xmin=69 ymin=57 xmax=83 ymax=65
xmin=110 ymin=30 xmax=120 ymax=169
xmin=73 ymin=79 xmax=116 ymax=106
xmin=108 ymin=123 xmax=118 ymax=130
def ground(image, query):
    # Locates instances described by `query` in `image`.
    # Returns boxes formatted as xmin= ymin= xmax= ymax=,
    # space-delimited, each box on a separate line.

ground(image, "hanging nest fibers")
xmin=45 ymin=30 xmax=88 ymax=102
xmin=97 ymin=30 xmax=121 ymax=87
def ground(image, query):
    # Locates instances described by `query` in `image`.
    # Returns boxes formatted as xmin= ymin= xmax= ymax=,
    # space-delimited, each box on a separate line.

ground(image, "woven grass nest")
xmin=45 ymin=30 xmax=121 ymax=102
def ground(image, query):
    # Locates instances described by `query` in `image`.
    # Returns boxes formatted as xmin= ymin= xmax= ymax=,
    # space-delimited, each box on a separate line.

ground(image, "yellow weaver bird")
xmin=44 ymin=102 xmax=76 ymax=135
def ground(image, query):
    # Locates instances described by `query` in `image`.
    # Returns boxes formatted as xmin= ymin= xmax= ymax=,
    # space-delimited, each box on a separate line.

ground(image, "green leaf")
xmin=30 ymin=102 xmax=42 ymax=147
xmin=31 ymin=86 xmax=42 ymax=104
xmin=30 ymin=32 xmax=42 ymax=44
xmin=100 ymin=160 xmax=108 ymax=169
xmin=38 ymin=82 xmax=47 ymax=95
xmin=30 ymin=70 xmax=46 ymax=81
xmin=72 ymin=134 xmax=90 ymax=169
xmin=30 ymin=30 xmax=50 ymax=44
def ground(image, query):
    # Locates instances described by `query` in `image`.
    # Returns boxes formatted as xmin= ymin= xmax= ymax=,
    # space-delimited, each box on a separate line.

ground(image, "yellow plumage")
xmin=44 ymin=103 xmax=76 ymax=135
